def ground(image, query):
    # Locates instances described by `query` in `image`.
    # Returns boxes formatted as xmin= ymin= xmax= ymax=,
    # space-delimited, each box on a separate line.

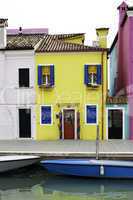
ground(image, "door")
xmin=108 ymin=109 xmax=123 ymax=139
xmin=63 ymin=109 xmax=75 ymax=139
xmin=19 ymin=109 xmax=31 ymax=138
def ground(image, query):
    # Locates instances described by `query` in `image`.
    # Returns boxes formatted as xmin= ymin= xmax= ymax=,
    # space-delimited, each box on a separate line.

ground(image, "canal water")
xmin=0 ymin=164 xmax=133 ymax=200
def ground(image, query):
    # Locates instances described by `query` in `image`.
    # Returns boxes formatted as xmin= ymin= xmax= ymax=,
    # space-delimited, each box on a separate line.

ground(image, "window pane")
xmin=41 ymin=106 xmax=52 ymax=124
xmin=19 ymin=68 xmax=29 ymax=87
xmin=86 ymin=105 xmax=97 ymax=124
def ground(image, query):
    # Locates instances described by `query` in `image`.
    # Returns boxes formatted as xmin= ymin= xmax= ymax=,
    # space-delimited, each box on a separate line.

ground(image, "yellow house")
xmin=35 ymin=29 xmax=109 ymax=140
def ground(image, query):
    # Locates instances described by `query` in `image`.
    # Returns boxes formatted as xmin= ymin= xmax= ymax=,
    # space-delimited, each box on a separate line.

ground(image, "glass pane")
xmin=42 ymin=75 xmax=50 ymax=85
xmin=41 ymin=106 xmax=51 ymax=124
xmin=86 ymin=105 xmax=97 ymax=124
xmin=88 ymin=73 xmax=97 ymax=84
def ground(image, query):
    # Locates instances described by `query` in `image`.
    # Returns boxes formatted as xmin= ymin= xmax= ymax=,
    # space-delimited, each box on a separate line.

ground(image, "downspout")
xmin=101 ymin=50 xmax=104 ymax=140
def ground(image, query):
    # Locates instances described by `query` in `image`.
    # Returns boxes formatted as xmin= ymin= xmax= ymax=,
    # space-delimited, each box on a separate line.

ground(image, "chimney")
xmin=0 ymin=19 xmax=8 ymax=49
xmin=19 ymin=26 xmax=22 ymax=34
xmin=117 ymin=2 xmax=128 ymax=27
xmin=96 ymin=28 xmax=109 ymax=48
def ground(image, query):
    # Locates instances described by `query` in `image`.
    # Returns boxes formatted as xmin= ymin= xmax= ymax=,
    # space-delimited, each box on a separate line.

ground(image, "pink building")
xmin=109 ymin=2 xmax=133 ymax=139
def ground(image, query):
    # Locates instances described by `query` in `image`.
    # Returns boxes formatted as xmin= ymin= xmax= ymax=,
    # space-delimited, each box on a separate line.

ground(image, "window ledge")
xmin=39 ymin=84 xmax=54 ymax=88
xmin=15 ymin=86 xmax=34 ymax=89
xmin=86 ymin=84 xmax=100 ymax=88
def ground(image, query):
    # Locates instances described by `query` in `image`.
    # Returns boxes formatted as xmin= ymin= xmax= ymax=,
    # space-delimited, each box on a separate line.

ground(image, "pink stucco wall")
xmin=116 ymin=15 xmax=133 ymax=139
xmin=128 ymin=17 xmax=133 ymax=139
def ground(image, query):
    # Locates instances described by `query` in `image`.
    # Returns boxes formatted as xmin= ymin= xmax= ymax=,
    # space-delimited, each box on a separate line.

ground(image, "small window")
xmin=42 ymin=66 xmax=51 ymax=86
xmin=38 ymin=65 xmax=54 ymax=87
xmin=88 ymin=66 xmax=97 ymax=85
xmin=86 ymin=105 xmax=97 ymax=124
xmin=41 ymin=105 xmax=52 ymax=125
xmin=84 ymin=64 xmax=101 ymax=86
xmin=19 ymin=68 xmax=29 ymax=87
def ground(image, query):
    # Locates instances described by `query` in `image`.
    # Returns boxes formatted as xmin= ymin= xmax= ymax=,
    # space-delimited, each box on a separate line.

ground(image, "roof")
xmin=106 ymin=96 xmax=127 ymax=104
xmin=51 ymin=33 xmax=85 ymax=40
xmin=36 ymin=34 xmax=108 ymax=53
xmin=109 ymin=33 xmax=118 ymax=54
xmin=128 ymin=6 xmax=133 ymax=11
xmin=5 ymin=32 xmax=107 ymax=52
xmin=117 ymin=1 xmax=128 ymax=9
xmin=5 ymin=33 xmax=85 ymax=50
xmin=6 ymin=34 xmax=45 ymax=50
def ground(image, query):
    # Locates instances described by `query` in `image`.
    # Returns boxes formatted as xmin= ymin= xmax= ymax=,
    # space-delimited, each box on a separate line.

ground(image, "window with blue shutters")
xmin=86 ymin=105 xmax=98 ymax=124
xmin=38 ymin=64 xmax=55 ymax=87
xmin=84 ymin=64 xmax=101 ymax=86
xmin=41 ymin=105 xmax=52 ymax=125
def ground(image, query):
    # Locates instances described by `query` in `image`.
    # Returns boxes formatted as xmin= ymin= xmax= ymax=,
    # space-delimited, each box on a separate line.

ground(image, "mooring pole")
xmin=96 ymin=125 xmax=99 ymax=160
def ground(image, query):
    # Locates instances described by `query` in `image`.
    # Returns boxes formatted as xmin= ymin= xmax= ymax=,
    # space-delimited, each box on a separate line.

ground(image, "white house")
xmin=0 ymin=19 xmax=46 ymax=139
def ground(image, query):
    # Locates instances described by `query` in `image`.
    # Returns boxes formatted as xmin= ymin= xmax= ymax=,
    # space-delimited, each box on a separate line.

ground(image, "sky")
xmin=1 ymin=0 xmax=133 ymax=47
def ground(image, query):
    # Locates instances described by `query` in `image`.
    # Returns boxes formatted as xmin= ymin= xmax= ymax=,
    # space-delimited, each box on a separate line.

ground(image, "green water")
xmin=0 ymin=165 xmax=133 ymax=200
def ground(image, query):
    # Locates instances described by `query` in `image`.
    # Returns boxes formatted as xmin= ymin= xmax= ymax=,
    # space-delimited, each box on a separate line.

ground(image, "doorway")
xmin=19 ymin=108 xmax=31 ymax=138
xmin=63 ymin=109 xmax=75 ymax=139
xmin=108 ymin=109 xmax=124 ymax=139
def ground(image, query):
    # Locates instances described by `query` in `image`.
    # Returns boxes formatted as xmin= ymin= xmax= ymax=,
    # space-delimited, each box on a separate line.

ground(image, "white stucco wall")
xmin=0 ymin=50 xmax=36 ymax=139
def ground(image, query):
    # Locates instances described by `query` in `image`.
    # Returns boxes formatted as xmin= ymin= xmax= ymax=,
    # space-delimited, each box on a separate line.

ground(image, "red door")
xmin=64 ymin=109 xmax=75 ymax=139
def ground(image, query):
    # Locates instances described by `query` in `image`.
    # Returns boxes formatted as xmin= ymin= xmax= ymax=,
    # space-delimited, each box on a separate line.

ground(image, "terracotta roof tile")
xmin=5 ymin=33 xmax=108 ymax=52
xmin=36 ymin=35 xmax=108 ymax=52
xmin=6 ymin=34 xmax=44 ymax=50
xmin=5 ymin=33 xmax=85 ymax=50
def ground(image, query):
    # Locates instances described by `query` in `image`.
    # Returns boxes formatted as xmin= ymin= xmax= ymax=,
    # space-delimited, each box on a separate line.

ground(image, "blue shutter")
xmin=96 ymin=65 xmax=102 ymax=84
xmin=38 ymin=65 xmax=42 ymax=86
xmin=86 ymin=105 xmax=97 ymax=124
xmin=84 ymin=64 xmax=89 ymax=85
xmin=50 ymin=65 xmax=54 ymax=86
xmin=41 ymin=106 xmax=52 ymax=124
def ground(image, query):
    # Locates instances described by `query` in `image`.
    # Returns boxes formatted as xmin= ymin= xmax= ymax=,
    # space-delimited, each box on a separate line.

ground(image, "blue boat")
xmin=40 ymin=159 xmax=133 ymax=179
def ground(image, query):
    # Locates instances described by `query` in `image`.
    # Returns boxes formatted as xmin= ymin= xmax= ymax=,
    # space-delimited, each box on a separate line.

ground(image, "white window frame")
xmin=38 ymin=64 xmax=54 ymax=87
xmin=106 ymin=107 xmax=125 ymax=140
xmin=18 ymin=68 xmax=30 ymax=88
xmin=40 ymin=105 xmax=53 ymax=126
xmin=89 ymin=72 xmax=97 ymax=85
xmin=17 ymin=106 xmax=33 ymax=139
xmin=85 ymin=104 xmax=98 ymax=125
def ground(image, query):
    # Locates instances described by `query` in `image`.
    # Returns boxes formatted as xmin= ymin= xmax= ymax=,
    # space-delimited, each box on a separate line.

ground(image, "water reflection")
xmin=0 ymin=166 xmax=132 ymax=200
xmin=43 ymin=176 xmax=133 ymax=200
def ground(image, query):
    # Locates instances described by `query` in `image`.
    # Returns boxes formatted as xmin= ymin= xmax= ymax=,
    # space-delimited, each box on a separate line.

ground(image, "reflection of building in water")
xmin=0 ymin=178 xmax=132 ymax=200
xmin=0 ymin=185 xmax=44 ymax=200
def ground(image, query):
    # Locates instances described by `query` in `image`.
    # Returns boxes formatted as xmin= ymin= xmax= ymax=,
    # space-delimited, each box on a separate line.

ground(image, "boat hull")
xmin=0 ymin=155 xmax=40 ymax=173
xmin=41 ymin=159 xmax=133 ymax=179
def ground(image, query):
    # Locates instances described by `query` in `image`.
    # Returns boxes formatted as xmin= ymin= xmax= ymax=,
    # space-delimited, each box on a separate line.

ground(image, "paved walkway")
xmin=0 ymin=140 xmax=133 ymax=159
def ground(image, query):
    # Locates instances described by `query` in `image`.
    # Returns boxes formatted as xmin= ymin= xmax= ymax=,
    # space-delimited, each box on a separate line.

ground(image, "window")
xmin=38 ymin=65 xmax=54 ymax=87
xmin=19 ymin=68 xmax=29 ymax=87
xmin=41 ymin=105 xmax=52 ymax=125
xmin=84 ymin=64 xmax=101 ymax=86
xmin=88 ymin=66 xmax=97 ymax=85
xmin=42 ymin=66 xmax=50 ymax=86
xmin=86 ymin=105 xmax=98 ymax=124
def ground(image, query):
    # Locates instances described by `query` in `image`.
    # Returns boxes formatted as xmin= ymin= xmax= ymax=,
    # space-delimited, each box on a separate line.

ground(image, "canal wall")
xmin=0 ymin=140 xmax=133 ymax=160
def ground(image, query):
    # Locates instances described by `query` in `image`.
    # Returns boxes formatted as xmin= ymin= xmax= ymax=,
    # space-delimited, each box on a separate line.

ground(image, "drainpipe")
xmin=101 ymin=50 xmax=104 ymax=140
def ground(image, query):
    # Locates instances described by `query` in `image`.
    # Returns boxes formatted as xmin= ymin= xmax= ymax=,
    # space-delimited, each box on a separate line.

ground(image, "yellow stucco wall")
xmin=63 ymin=35 xmax=84 ymax=45
xmin=35 ymin=51 xmax=108 ymax=140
